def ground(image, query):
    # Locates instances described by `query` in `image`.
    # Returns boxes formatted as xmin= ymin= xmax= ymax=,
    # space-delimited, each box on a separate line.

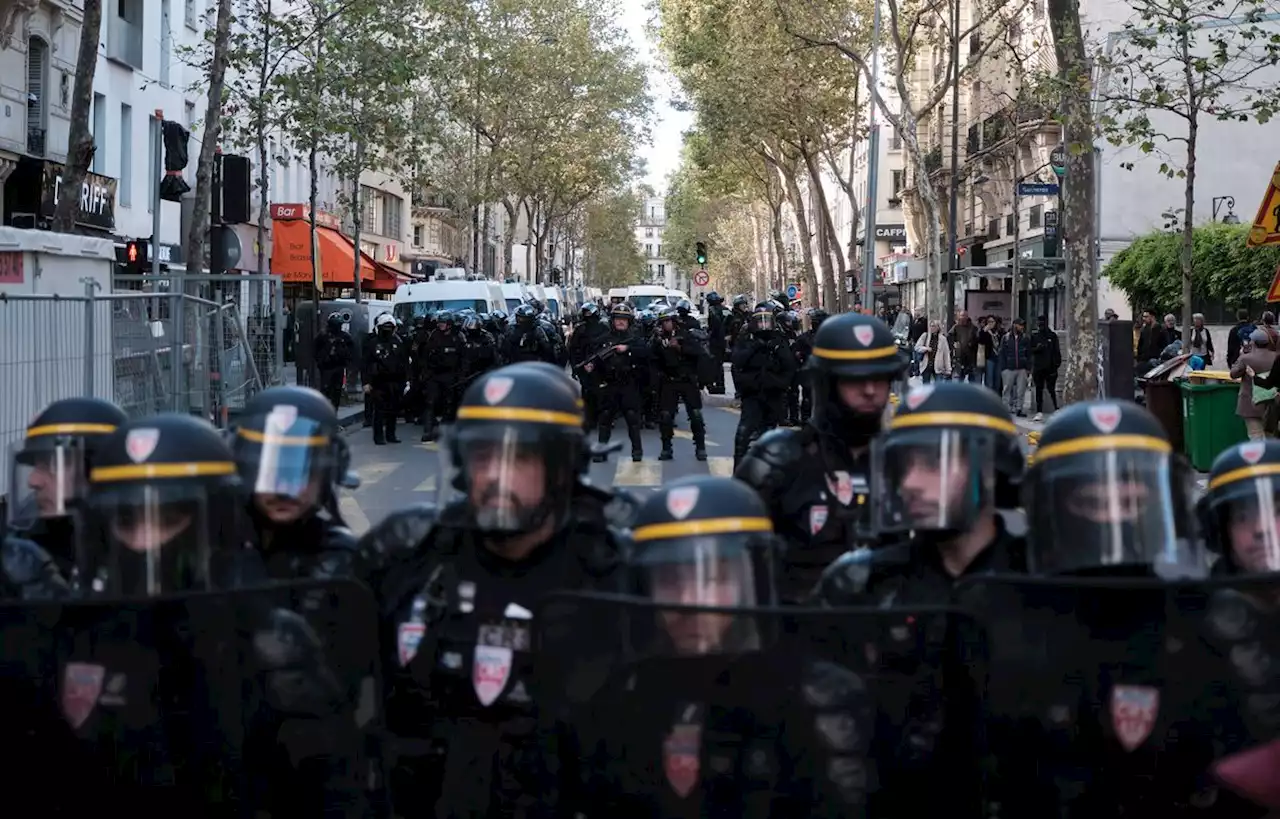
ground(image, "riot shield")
xmin=533 ymin=591 xmax=989 ymax=819
xmin=954 ymin=572 xmax=1280 ymax=818
xmin=0 ymin=579 xmax=385 ymax=817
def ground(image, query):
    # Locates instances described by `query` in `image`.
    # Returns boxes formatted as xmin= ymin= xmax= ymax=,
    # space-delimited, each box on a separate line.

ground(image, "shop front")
xmin=269 ymin=203 xmax=405 ymax=299
xmin=3 ymin=158 xmax=117 ymax=235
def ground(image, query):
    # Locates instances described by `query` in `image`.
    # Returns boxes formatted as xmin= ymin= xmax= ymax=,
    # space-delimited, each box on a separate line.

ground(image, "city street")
xmin=337 ymin=403 xmax=746 ymax=535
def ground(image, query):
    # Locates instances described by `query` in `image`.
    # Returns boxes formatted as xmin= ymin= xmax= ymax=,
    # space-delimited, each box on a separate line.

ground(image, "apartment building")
xmin=848 ymin=92 xmax=910 ymax=308
xmin=636 ymin=194 xmax=676 ymax=289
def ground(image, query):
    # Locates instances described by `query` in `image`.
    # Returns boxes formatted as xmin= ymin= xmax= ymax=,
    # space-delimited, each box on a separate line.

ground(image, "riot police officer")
xmin=314 ymin=312 xmax=354 ymax=411
xmin=2 ymin=396 xmax=128 ymax=598
xmin=590 ymin=303 xmax=649 ymax=463
xmin=736 ymin=312 xmax=904 ymax=602
xmin=729 ymin=302 xmax=798 ymax=467
xmin=795 ymin=308 xmax=826 ymax=422
xmin=1199 ymin=439 xmax=1280 ymax=575
xmin=651 ymin=305 xmax=709 ymax=461
xmin=570 ymin=302 xmax=608 ymax=430
xmin=704 ymin=292 xmax=728 ymax=394
xmin=674 ymin=298 xmax=700 ymax=331
xmin=816 ymin=381 xmax=1027 ymax=606
xmin=549 ymin=475 xmax=872 ymax=817
xmin=357 ymin=364 xmax=623 ymax=818
xmin=232 ymin=385 xmax=362 ymax=582
xmin=416 ymin=310 xmax=469 ymax=442
xmin=502 ymin=303 xmax=555 ymax=364
xmin=362 ymin=312 xmax=409 ymax=445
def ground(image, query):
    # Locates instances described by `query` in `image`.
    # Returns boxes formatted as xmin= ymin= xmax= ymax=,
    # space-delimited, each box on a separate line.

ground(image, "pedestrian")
xmin=915 ymin=319 xmax=952 ymax=383
xmin=998 ymin=317 xmax=1031 ymax=417
xmin=1228 ymin=308 xmax=1255 ymax=368
xmin=1231 ymin=328 xmax=1276 ymax=441
xmin=1029 ymin=314 xmax=1062 ymax=421
xmin=977 ymin=315 xmax=1000 ymax=392
xmin=948 ymin=310 xmax=980 ymax=382
xmin=1135 ymin=309 xmax=1168 ymax=373
xmin=1185 ymin=312 xmax=1214 ymax=364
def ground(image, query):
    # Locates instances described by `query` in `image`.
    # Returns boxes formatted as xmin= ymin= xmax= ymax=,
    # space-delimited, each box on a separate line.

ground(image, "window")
xmin=1006 ymin=213 xmax=1015 ymax=234
xmin=889 ymin=127 xmax=902 ymax=150
xmin=109 ymin=0 xmax=144 ymax=69
xmin=969 ymin=32 xmax=980 ymax=55
xmin=650 ymin=206 xmax=656 ymax=218
xmin=645 ymin=243 xmax=653 ymax=257
xmin=656 ymin=244 xmax=663 ymax=258
xmin=413 ymin=225 xmax=424 ymax=246
xmin=1032 ymin=0 xmax=1044 ymax=18
xmin=361 ymin=185 xmax=377 ymax=231
xmin=185 ymin=0 xmax=197 ymax=28
xmin=383 ymin=195 xmax=402 ymax=238
xmin=119 ymin=104 xmax=132 ymax=206
xmin=891 ymin=169 xmax=905 ymax=194
xmin=184 ymin=102 xmax=195 ymax=181
xmin=26 ymin=36 xmax=48 ymax=157
xmin=91 ymin=93 xmax=106 ymax=172
xmin=1029 ymin=204 xmax=1043 ymax=228
xmin=987 ymin=218 xmax=999 ymax=238
xmin=645 ymin=227 xmax=653 ymax=237
xmin=657 ymin=264 xmax=666 ymax=277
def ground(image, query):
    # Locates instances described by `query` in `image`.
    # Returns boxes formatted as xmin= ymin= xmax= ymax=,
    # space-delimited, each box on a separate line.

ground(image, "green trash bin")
xmin=1179 ymin=380 xmax=1248 ymax=471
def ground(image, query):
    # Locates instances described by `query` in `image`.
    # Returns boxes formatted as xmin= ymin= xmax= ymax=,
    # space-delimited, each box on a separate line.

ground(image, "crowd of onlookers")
xmin=884 ymin=307 xmax=1063 ymax=422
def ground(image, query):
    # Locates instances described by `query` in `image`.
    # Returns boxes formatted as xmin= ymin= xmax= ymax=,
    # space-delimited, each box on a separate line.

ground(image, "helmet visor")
xmin=234 ymin=415 xmax=331 ymax=502
xmin=8 ymin=438 xmax=86 ymax=527
xmin=629 ymin=532 xmax=775 ymax=656
xmin=872 ymin=428 xmax=995 ymax=535
xmin=439 ymin=422 xmax=578 ymax=534
xmin=1206 ymin=475 xmax=1280 ymax=573
xmin=751 ymin=313 xmax=774 ymax=332
xmin=87 ymin=483 xmax=214 ymax=597
xmin=1026 ymin=450 xmax=1204 ymax=577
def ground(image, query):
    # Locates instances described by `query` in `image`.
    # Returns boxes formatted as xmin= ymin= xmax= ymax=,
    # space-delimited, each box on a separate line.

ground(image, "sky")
xmin=619 ymin=0 xmax=694 ymax=193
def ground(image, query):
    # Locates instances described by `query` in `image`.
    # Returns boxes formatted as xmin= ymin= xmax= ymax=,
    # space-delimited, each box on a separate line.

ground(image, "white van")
xmin=607 ymin=287 xmax=629 ymax=305
xmin=626 ymin=285 xmax=671 ymax=312
xmin=392 ymin=279 xmax=506 ymax=323
xmin=500 ymin=282 xmax=529 ymax=313
xmin=333 ymin=297 xmax=394 ymax=324
xmin=542 ymin=286 xmax=564 ymax=321
xmin=666 ymin=289 xmax=703 ymax=322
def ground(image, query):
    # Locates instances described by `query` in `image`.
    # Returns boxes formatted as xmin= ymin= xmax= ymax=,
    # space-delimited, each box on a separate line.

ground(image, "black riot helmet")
xmin=1024 ymin=400 xmax=1202 ymax=578
xmin=676 ymin=298 xmax=693 ymax=315
xmin=84 ymin=413 xmax=244 ymax=597
xmin=435 ymin=310 xmax=456 ymax=330
xmin=808 ymin=307 xmax=829 ymax=330
xmin=777 ymin=310 xmax=800 ymax=333
xmin=748 ymin=301 xmax=776 ymax=334
xmin=232 ymin=386 xmax=349 ymax=527
xmin=374 ymin=312 xmax=396 ymax=337
xmin=439 ymin=365 xmax=585 ymax=537
xmin=1198 ymin=440 xmax=1280 ymax=575
xmin=732 ymin=294 xmax=751 ymax=311
xmin=580 ymin=302 xmax=600 ymax=321
xmin=706 ymin=291 xmax=724 ymax=306
xmin=609 ymin=302 xmax=635 ymax=329
xmin=8 ymin=397 xmax=128 ymax=529
xmin=326 ymin=313 xmax=344 ymax=332
xmin=628 ymin=476 xmax=780 ymax=655
xmin=872 ymin=382 xmax=1024 ymax=538
xmin=805 ymin=312 xmax=906 ymax=447
xmin=769 ymin=290 xmax=790 ymax=309
xmin=514 ymin=303 xmax=539 ymax=327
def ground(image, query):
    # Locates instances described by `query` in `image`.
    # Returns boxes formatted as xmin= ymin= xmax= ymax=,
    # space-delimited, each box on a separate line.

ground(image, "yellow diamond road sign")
xmin=1247 ymin=162 xmax=1280 ymax=248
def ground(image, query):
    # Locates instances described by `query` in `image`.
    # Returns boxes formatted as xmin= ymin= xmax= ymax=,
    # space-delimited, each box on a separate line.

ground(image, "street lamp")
xmin=945 ymin=0 xmax=961 ymax=325
xmin=1212 ymin=195 xmax=1239 ymax=224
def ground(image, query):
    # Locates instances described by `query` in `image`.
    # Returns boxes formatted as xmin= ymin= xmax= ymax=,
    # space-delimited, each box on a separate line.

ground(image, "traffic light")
xmin=123 ymin=239 xmax=148 ymax=271
xmin=695 ymin=241 xmax=707 ymax=266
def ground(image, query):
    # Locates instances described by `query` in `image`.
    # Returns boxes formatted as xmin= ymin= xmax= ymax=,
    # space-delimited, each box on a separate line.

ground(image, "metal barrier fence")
xmin=0 ymin=283 xmax=276 ymax=500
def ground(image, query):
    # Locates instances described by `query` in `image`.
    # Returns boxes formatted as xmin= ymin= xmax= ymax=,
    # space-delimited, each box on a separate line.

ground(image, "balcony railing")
xmin=27 ymin=126 xmax=45 ymax=157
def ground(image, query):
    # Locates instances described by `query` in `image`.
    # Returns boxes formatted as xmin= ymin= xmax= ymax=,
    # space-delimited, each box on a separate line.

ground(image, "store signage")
xmin=40 ymin=162 xmax=117 ymax=231
xmin=874 ymin=224 xmax=907 ymax=240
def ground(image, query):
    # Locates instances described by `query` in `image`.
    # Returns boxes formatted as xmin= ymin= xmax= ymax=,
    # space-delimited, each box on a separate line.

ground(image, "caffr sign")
xmin=40 ymin=162 xmax=117 ymax=231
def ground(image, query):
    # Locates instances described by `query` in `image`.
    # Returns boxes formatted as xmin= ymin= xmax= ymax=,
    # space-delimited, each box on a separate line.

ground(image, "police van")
xmin=626 ymin=284 xmax=671 ymax=312
xmin=392 ymin=277 xmax=506 ymax=323
xmin=500 ymin=281 xmax=531 ymax=312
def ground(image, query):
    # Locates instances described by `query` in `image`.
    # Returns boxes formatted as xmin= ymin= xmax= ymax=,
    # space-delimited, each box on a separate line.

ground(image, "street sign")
xmin=1247 ymin=162 xmax=1280 ymax=248
xmin=787 ymin=284 xmax=798 ymax=299
xmin=693 ymin=269 xmax=710 ymax=286
xmin=1017 ymin=182 xmax=1060 ymax=197
xmin=1267 ymin=264 xmax=1280 ymax=302
xmin=1050 ymin=145 xmax=1068 ymax=177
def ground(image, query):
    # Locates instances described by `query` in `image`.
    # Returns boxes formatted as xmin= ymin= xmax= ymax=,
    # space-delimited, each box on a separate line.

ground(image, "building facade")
xmin=636 ymin=194 xmax=677 ymax=289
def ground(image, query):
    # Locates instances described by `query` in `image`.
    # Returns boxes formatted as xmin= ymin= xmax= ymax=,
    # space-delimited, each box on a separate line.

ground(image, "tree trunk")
xmin=776 ymin=159 xmax=821 ymax=311
xmin=1178 ymin=26 xmax=1196 ymax=346
xmin=523 ymin=199 xmax=535 ymax=281
xmin=769 ymin=200 xmax=784 ymax=294
xmin=51 ymin=0 xmax=103 ymax=233
xmin=749 ymin=205 xmax=767 ymax=299
xmin=799 ymin=142 xmax=841 ymax=310
xmin=1047 ymin=0 xmax=1099 ymax=403
xmin=186 ymin=0 xmax=235 ymax=270
xmin=502 ymin=197 xmax=520 ymax=278
xmin=897 ymin=109 xmax=945 ymax=322
xmin=481 ymin=202 xmax=492 ymax=277
xmin=254 ymin=0 xmax=273 ymax=276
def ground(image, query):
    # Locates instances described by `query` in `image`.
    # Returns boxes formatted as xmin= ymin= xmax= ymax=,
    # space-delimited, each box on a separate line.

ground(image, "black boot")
xmin=385 ymin=420 xmax=401 ymax=444
xmin=659 ymin=441 xmax=674 ymax=460
xmin=628 ymin=424 xmax=643 ymax=462
xmin=694 ymin=446 xmax=707 ymax=461
xmin=594 ymin=426 xmax=611 ymax=463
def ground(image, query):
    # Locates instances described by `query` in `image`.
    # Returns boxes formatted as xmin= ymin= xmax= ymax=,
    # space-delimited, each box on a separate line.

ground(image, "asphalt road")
xmin=337 ymin=402 xmax=747 ymax=536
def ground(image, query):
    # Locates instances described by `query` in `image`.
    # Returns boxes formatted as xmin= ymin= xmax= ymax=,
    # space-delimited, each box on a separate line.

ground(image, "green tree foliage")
xmin=581 ymin=189 xmax=648 ymax=289
xmin=1104 ymin=223 xmax=1280 ymax=311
